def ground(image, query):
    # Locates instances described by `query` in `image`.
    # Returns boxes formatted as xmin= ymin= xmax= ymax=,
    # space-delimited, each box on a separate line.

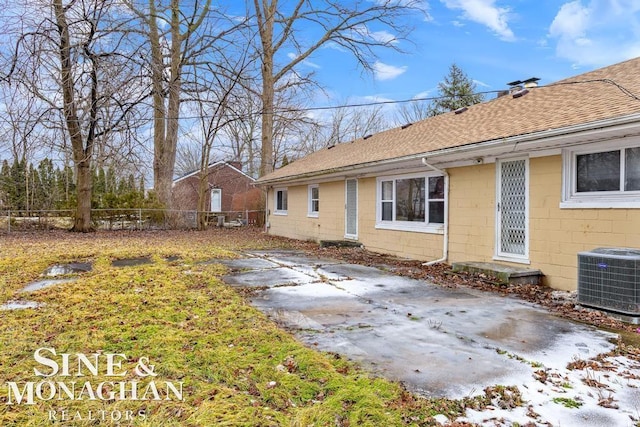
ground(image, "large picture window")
xmin=274 ymin=188 xmax=288 ymax=214
xmin=562 ymin=141 xmax=640 ymax=208
xmin=377 ymin=173 xmax=445 ymax=233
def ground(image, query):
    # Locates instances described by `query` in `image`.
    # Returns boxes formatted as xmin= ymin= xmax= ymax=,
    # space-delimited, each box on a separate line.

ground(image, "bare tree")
xmin=395 ymin=99 xmax=435 ymax=125
xmin=220 ymin=86 xmax=262 ymax=177
xmin=250 ymin=0 xmax=423 ymax=177
xmin=124 ymin=0 xmax=245 ymax=210
xmin=0 ymin=84 xmax=56 ymax=213
xmin=3 ymin=0 xmax=146 ymax=231
xmin=189 ymin=49 xmax=251 ymax=229
xmin=291 ymin=103 xmax=388 ymax=160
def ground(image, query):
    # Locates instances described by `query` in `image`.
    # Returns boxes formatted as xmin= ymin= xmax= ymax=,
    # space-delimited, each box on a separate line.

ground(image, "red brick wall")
xmin=172 ymin=164 xmax=263 ymax=214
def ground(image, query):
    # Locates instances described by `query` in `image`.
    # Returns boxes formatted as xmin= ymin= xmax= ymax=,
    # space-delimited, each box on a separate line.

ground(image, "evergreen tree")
xmin=55 ymin=165 xmax=76 ymax=209
xmin=431 ymin=63 xmax=485 ymax=115
xmin=0 ymin=160 xmax=10 ymax=208
xmin=106 ymin=166 xmax=117 ymax=194
xmin=9 ymin=159 xmax=26 ymax=211
xmin=37 ymin=159 xmax=57 ymax=210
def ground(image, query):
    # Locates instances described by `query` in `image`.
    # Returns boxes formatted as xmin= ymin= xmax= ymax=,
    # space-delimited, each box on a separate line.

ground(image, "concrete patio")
xmin=221 ymin=250 xmax=640 ymax=426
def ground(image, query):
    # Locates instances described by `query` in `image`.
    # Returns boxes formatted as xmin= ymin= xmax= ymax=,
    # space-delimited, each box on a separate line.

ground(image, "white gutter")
xmin=421 ymin=158 xmax=449 ymax=266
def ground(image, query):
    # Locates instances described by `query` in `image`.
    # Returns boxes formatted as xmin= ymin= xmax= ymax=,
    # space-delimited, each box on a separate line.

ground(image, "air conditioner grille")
xmin=578 ymin=247 xmax=640 ymax=315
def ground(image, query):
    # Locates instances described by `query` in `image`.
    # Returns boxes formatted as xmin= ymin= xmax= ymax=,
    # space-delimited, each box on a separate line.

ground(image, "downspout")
xmin=421 ymin=158 xmax=449 ymax=266
xmin=264 ymin=186 xmax=270 ymax=233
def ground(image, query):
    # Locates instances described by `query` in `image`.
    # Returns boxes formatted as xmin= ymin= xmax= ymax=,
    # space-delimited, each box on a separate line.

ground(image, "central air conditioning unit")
xmin=577 ymin=247 xmax=640 ymax=316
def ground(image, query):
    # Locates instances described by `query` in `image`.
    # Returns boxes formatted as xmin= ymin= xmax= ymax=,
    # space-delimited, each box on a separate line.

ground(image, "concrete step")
xmin=451 ymin=261 xmax=543 ymax=285
xmin=319 ymin=240 xmax=363 ymax=248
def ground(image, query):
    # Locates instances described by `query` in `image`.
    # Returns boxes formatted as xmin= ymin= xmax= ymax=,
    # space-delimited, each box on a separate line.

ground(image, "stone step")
xmin=451 ymin=261 xmax=543 ymax=285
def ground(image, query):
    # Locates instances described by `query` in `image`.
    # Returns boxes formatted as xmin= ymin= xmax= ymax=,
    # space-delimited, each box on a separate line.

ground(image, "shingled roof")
xmin=258 ymin=56 xmax=640 ymax=184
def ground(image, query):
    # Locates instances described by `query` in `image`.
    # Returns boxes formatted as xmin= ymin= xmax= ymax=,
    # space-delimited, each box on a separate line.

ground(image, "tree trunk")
xmin=260 ymin=70 xmax=274 ymax=177
xmin=73 ymin=161 xmax=93 ymax=232
xmin=54 ymin=0 xmax=94 ymax=232
xmin=149 ymin=0 xmax=184 ymax=209
xmin=196 ymin=172 xmax=208 ymax=230
xmin=148 ymin=0 xmax=168 ymax=208
xmin=257 ymin=0 xmax=275 ymax=178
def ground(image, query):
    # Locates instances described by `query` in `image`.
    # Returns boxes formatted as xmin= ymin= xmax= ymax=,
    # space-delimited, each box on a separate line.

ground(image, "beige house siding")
xmin=528 ymin=156 xmax=640 ymax=290
xmin=447 ymin=163 xmax=496 ymax=264
xmin=316 ymin=181 xmax=346 ymax=241
xmin=355 ymin=177 xmax=444 ymax=260
xmin=267 ymin=177 xmax=444 ymax=261
xmin=447 ymin=156 xmax=640 ymax=291
xmin=268 ymin=186 xmax=319 ymax=241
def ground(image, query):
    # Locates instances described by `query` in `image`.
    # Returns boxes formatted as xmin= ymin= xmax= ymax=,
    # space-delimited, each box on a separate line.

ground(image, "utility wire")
xmin=0 ymin=78 xmax=638 ymax=126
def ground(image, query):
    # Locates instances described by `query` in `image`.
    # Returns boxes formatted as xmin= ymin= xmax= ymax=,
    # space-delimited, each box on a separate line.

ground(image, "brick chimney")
xmin=227 ymin=161 xmax=242 ymax=171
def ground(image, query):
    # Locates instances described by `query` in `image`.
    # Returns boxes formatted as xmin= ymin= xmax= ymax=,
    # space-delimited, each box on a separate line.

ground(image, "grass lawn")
xmin=0 ymin=229 xmax=483 ymax=426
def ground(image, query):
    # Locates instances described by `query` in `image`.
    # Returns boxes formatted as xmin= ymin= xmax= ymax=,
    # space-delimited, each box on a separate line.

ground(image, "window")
xmin=308 ymin=185 xmax=319 ymax=217
xmin=562 ymin=141 xmax=640 ymax=208
xmin=274 ymin=188 xmax=288 ymax=214
xmin=377 ymin=173 xmax=445 ymax=233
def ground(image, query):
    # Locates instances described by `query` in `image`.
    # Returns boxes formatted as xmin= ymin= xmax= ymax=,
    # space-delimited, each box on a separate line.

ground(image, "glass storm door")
xmin=345 ymin=179 xmax=358 ymax=239
xmin=496 ymin=158 xmax=528 ymax=259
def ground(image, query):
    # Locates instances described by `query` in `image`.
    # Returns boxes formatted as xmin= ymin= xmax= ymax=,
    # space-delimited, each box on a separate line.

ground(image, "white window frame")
xmin=274 ymin=188 xmax=288 ymax=215
xmin=210 ymin=188 xmax=222 ymax=213
xmin=561 ymin=138 xmax=640 ymax=209
xmin=308 ymin=184 xmax=319 ymax=217
xmin=375 ymin=172 xmax=445 ymax=234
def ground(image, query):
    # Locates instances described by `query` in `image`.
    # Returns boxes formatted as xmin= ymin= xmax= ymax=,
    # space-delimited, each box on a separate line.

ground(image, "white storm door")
xmin=496 ymin=158 xmax=529 ymax=261
xmin=211 ymin=189 xmax=222 ymax=212
xmin=345 ymin=179 xmax=358 ymax=239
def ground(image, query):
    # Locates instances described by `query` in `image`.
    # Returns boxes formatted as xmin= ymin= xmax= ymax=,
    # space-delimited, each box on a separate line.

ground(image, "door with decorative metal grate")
xmin=497 ymin=158 xmax=529 ymax=259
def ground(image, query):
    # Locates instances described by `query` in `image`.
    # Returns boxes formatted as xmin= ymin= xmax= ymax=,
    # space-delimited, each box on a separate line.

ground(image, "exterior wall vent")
xmin=577 ymin=247 xmax=640 ymax=316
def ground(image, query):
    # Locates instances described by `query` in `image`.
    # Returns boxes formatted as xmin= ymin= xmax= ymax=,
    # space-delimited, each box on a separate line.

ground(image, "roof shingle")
xmin=259 ymin=56 xmax=640 ymax=183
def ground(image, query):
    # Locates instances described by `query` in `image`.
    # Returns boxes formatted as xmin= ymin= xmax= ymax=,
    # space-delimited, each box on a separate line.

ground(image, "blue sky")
xmin=293 ymin=0 xmax=640 ymax=108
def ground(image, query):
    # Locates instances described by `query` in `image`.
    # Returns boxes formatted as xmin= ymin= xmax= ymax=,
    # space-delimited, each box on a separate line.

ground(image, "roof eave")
xmin=257 ymin=112 xmax=640 ymax=186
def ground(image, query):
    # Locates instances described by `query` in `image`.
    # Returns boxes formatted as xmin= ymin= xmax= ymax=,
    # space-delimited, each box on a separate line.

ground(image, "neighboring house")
xmin=257 ymin=57 xmax=640 ymax=291
xmin=172 ymin=161 xmax=263 ymax=224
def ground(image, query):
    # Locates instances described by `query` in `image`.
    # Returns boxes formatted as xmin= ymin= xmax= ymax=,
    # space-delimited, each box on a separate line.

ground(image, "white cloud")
xmin=441 ymin=0 xmax=515 ymax=41
xmin=369 ymin=30 xmax=399 ymax=44
xmin=373 ymin=61 xmax=408 ymax=81
xmin=549 ymin=1 xmax=590 ymax=39
xmin=413 ymin=90 xmax=432 ymax=99
xmin=548 ymin=0 xmax=640 ymax=66
xmin=286 ymin=52 xmax=321 ymax=69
